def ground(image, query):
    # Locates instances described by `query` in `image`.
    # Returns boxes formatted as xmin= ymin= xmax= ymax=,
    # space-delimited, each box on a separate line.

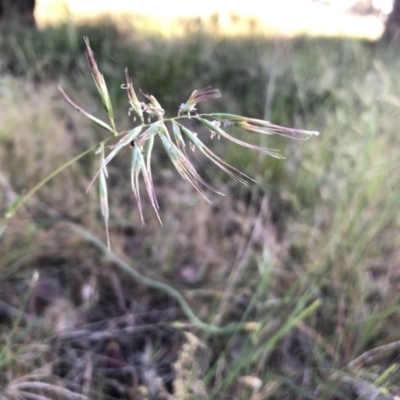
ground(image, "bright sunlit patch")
xmin=36 ymin=0 xmax=386 ymax=39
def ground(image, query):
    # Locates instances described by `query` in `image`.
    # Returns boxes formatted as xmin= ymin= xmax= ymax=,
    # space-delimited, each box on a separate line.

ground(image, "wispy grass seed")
xmin=59 ymin=37 xmax=319 ymax=247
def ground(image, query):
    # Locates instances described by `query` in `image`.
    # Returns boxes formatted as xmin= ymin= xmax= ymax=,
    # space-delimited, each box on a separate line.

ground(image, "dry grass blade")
xmin=11 ymin=391 xmax=52 ymax=400
xmin=7 ymin=381 xmax=90 ymax=400
xmin=324 ymin=374 xmax=394 ymax=400
xmin=348 ymin=340 xmax=400 ymax=372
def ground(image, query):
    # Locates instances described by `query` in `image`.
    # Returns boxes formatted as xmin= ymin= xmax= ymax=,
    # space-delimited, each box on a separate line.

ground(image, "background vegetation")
xmin=1 ymin=15 xmax=400 ymax=399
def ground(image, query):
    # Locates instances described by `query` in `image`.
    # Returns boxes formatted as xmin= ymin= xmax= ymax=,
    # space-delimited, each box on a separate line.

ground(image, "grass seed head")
xmin=123 ymin=68 xmax=144 ymax=124
xmin=84 ymin=37 xmax=115 ymax=128
xmin=61 ymin=38 xmax=320 ymax=239
xmin=178 ymin=87 xmax=221 ymax=116
xmin=141 ymin=91 xmax=165 ymax=120
xmin=210 ymin=113 xmax=320 ymax=139
xmin=197 ymin=116 xmax=284 ymax=159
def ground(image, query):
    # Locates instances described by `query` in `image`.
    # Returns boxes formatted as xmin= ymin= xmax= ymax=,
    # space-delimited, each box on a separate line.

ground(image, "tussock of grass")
xmin=1 ymin=19 xmax=400 ymax=399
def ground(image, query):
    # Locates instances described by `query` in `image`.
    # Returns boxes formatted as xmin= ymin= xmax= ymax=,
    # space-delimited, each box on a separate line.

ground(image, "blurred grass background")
xmin=1 ymin=10 xmax=400 ymax=399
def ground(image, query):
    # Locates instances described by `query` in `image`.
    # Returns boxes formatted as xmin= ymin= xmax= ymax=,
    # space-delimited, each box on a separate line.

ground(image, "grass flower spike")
xmin=84 ymin=37 xmax=117 ymax=134
xmin=141 ymin=91 xmax=165 ymax=121
xmin=178 ymin=87 xmax=221 ymax=116
xmin=210 ymin=113 xmax=320 ymax=139
xmin=60 ymin=39 xmax=320 ymax=245
xmin=123 ymin=68 xmax=144 ymax=124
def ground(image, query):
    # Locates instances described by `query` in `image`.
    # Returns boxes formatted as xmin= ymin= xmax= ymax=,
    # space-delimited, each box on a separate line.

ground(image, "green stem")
xmin=70 ymin=224 xmax=259 ymax=336
xmin=2 ymin=145 xmax=95 ymax=222
xmin=0 ymin=129 xmax=126 ymax=231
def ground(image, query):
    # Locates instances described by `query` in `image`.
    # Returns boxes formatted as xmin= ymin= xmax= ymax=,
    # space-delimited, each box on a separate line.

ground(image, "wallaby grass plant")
xmin=59 ymin=37 xmax=319 ymax=249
